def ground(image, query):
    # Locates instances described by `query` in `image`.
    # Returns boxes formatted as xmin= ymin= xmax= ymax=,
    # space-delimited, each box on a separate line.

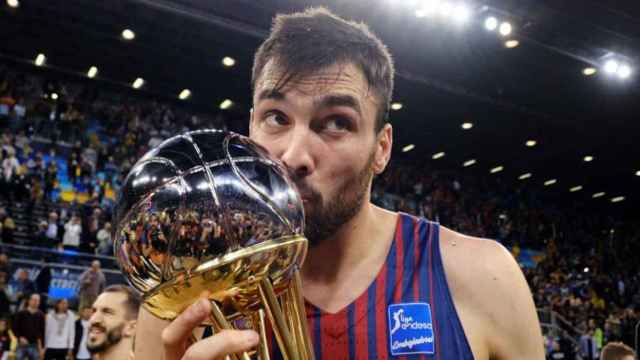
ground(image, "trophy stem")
xmin=210 ymin=301 xmax=252 ymax=360
xmin=258 ymin=278 xmax=298 ymax=360
xmin=290 ymin=270 xmax=315 ymax=360
xmin=251 ymin=309 xmax=270 ymax=360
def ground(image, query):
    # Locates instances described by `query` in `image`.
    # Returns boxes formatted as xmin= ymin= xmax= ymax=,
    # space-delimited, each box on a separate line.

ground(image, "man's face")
xmin=81 ymin=307 xmax=92 ymax=320
xmin=251 ymin=61 xmax=391 ymax=245
xmin=28 ymin=294 xmax=40 ymax=309
xmin=87 ymin=292 xmax=132 ymax=354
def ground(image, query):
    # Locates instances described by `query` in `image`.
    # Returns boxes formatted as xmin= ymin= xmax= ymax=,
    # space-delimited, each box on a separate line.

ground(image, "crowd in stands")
xmin=1 ymin=65 xmax=639 ymax=359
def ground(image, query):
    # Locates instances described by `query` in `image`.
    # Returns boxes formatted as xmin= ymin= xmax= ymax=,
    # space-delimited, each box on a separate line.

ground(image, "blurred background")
xmin=0 ymin=0 xmax=639 ymax=358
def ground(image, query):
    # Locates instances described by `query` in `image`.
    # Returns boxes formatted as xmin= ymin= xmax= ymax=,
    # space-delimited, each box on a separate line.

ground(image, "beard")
xmin=87 ymin=322 xmax=125 ymax=354
xmin=292 ymin=152 xmax=375 ymax=247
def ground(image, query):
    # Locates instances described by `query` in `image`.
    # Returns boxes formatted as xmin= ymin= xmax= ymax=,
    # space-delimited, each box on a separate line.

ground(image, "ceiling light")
xmin=35 ymin=53 xmax=46 ymax=67
xmin=604 ymin=60 xmax=619 ymax=74
xmin=416 ymin=0 xmax=440 ymax=16
xmin=132 ymin=77 xmax=144 ymax=89
xmin=6 ymin=0 xmax=19 ymax=8
xmin=219 ymin=99 xmax=233 ymax=110
xmin=222 ymin=56 xmax=236 ymax=67
xmin=402 ymin=144 xmax=415 ymax=152
xmin=583 ymin=155 xmax=594 ymax=162
xmin=463 ymin=159 xmax=476 ymax=167
xmin=518 ymin=173 xmax=532 ymax=180
xmin=484 ymin=16 xmax=498 ymax=31
xmin=611 ymin=196 xmax=625 ymax=203
xmin=438 ymin=2 xmax=453 ymax=17
xmin=179 ymin=89 xmax=191 ymax=100
xmin=452 ymin=4 xmax=470 ymax=23
xmin=391 ymin=102 xmax=403 ymax=111
xmin=582 ymin=67 xmax=597 ymax=76
xmin=461 ymin=122 xmax=473 ymax=130
xmin=525 ymin=140 xmax=537 ymax=147
xmin=122 ymin=29 xmax=135 ymax=40
xmin=570 ymin=186 xmax=583 ymax=192
xmin=636 ymin=170 xmax=640 ymax=176
xmin=51 ymin=93 xmax=58 ymax=100
xmin=499 ymin=22 xmax=512 ymax=36
xmin=490 ymin=166 xmax=503 ymax=174
xmin=415 ymin=9 xmax=426 ymax=17
xmin=544 ymin=179 xmax=557 ymax=186
xmin=504 ymin=40 xmax=519 ymax=48
xmin=617 ymin=64 xmax=632 ymax=79
xmin=87 ymin=66 xmax=98 ymax=78
xmin=592 ymin=192 xmax=606 ymax=199
xmin=432 ymin=152 xmax=445 ymax=160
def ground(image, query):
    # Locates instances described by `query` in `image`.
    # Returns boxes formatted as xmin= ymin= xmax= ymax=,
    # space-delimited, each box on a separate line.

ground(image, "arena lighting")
xmin=518 ymin=173 xmax=532 ymax=180
xmin=6 ymin=0 xmax=19 ymax=8
xmin=525 ymin=140 xmax=537 ymax=147
xmin=452 ymin=4 xmax=471 ymax=23
xmin=51 ymin=93 xmax=58 ymax=100
xmin=569 ymin=185 xmax=583 ymax=193
xmin=583 ymin=267 xmax=589 ymax=273
xmin=617 ymin=64 xmax=632 ymax=79
xmin=391 ymin=102 xmax=403 ymax=111
xmin=498 ymin=214 xmax=507 ymax=220
xmin=498 ymin=22 xmax=512 ymax=36
xmin=583 ymin=155 xmax=594 ymax=162
xmin=34 ymin=53 xmax=46 ymax=67
xmin=402 ymin=144 xmax=415 ymax=152
xmin=132 ymin=77 xmax=144 ymax=89
xmin=604 ymin=59 xmax=619 ymax=74
xmin=484 ymin=16 xmax=498 ymax=31
xmin=544 ymin=179 xmax=557 ymax=186
xmin=179 ymin=89 xmax=191 ymax=100
xmin=463 ymin=159 xmax=476 ymax=167
xmin=438 ymin=1 xmax=453 ymax=17
xmin=504 ymin=40 xmax=519 ymax=48
xmin=636 ymin=170 xmax=640 ymax=176
xmin=222 ymin=56 xmax=236 ymax=67
xmin=610 ymin=196 xmax=625 ymax=203
xmin=122 ymin=29 xmax=135 ymax=40
xmin=87 ymin=66 xmax=98 ymax=78
xmin=415 ymin=0 xmax=440 ymax=17
xmin=582 ymin=67 xmax=597 ymax=76
xmin=592 ymin=192 xmax=606 ymax=198
xmin=432 ymin=152 xmax=445 ymax=159
xmin=219 ymin=99 xmax=233 ymax=110
xmin=461 ymin=122 xmax=473 ymax=130
xmin=490 ymin=166 xmax=503 ymax=174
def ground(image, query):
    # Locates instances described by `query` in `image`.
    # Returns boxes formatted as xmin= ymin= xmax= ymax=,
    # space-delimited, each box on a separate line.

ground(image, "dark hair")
xmin=252 ymin=7 xmax=394 ymax=133
xmin=102 ymin=284 xmax=141 ymax=320
xmin=601 ymin=342 xmax=636 ymax=360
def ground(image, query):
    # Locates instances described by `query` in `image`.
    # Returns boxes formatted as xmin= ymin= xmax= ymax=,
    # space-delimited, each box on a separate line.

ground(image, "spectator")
xmin=14 ymin=269 xmax=35 ymax=307
xmin=0 ymin=273 xmax=10 ymax=318
xmin=0 ymin=318 xmax=16 ymax=360
xmin=73 ymin=307 xmax=92 ymax=360
xmin=45 ymin=212 xmax=59 ymax=247
xmin=13 ymin=293 xmax=45 ymax=360
xmin=44 ymin=299 xmax=74 ymax=360
xmin=62 ymin=215 xmax=81 ymax=250
xmin=0 ymin=210 xmax=15 ymax=244
xmin=600 ymin=341 xmax=636 ymax=360
xmin=580 ymin=329 xmax=599 ymax=360
xmin=77 ymin=260 xmax=105 ymax=311
xmin=96 ymin=222 xmax=112 ymax=256
xmin=1 ymin=149 xmax=18 ymax=183
xmin=0 ymin=254 xmax=10 ymax=277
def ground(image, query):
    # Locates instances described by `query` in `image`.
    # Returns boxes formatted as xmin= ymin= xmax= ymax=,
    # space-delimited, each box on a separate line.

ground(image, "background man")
xmin=78 ymin=260 xmax=106 ymax=310
xmin=13 ymin=293 xmax=45 ymax=360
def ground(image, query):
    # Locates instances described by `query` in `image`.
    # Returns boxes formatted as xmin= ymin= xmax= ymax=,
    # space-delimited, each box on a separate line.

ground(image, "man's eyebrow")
xmin=257 ymin=88 xmax=285 ymax=101
xmin=316 ymin=94 xmax=362 ymax=117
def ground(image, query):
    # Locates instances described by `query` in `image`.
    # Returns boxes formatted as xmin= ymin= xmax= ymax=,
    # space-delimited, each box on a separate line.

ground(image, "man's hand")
xmin=162 ymin=298 xmax=259 ymax=360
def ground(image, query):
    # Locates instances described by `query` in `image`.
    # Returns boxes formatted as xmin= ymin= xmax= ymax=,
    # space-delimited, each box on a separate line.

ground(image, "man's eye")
xmin=325 ymin=117 xmax=352 ymax=132
xmin=263 ymin=112 xmax=288 ymax=127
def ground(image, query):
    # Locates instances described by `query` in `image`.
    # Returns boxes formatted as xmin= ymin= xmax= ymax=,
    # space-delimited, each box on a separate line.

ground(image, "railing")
xmin=538 ymin=308 xmax=584 ymax=358
xmin=0 ymin=243 xmax=119 ymax=270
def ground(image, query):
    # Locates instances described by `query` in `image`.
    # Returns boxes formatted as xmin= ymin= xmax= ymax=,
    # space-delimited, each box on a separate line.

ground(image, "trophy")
xmin=113 ymin=129 xmax=314 ymax=360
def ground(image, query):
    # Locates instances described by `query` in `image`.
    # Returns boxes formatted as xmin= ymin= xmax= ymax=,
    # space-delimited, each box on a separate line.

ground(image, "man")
xmin=600 ymin=342 xmax=636 ymax=360
xmin=73 ymin=307 xmax=93 ymax=360
xmin=13 ymin=293 xmax=45 ymax=360
xmin=136 ymin=7 xmax=544 ymax=359
xmin=87 ymin=285 xmax=140 ymax=360
xmin=14 ymin=268 xmax=35 ymax=307
xmin=78 ymin=260 xmax=106 ymax=310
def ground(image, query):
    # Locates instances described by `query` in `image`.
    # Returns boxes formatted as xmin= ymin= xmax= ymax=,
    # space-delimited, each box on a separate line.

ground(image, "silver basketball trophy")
xmin=113 ymin=130 xmax=314 ymax=360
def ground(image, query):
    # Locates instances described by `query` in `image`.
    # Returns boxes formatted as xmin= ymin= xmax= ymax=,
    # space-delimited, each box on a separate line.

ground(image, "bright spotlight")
xmin=463 ymin=159 xmax=476 ymax=167
xmin=35 ymin=53 xmax=46 ymax=67
xmin=525 ymin=140 xmax=537 ymax=147
xmin=51 ymin=93 xmax=58 ymax=100
xmin=416 ymin=0 xmax=440 ymax=17
xmin=222 ymin=56 xmax=236 ymax=67
xmin=499 ymin=22 xmax=512 ymax=36
xmin=122 ymin=29 xmax=135 ymax=40
xmin=179 ymin=89 xmax=191 ymax=100
xmin=604 ymin=59 xmax=619 ymax=74
xmin=432 ymin=152 xmax=445 ymax=159
xmin=636 ymin=170 xmax=640 ymax=176
xmin=391 ymin=102 xmax=403 ymax=111
xmin=6 ymin=0 xmax=19 ymax=8
xmin=87 ymin=66 xmax=98 ymax=78
xmin=592 ymin=192 xmax=606 ymax=199
xmin=402 ymin=144 xmax=415 ymax=152
xmin=582 ymin=67 xmax=597 ymax=76
xmin=484 ymin=16 xmax=498 ymax=31
xmin=617 ymin=64 xmax=632 ymax=79
xmin=132 ymin=78 xmax=145 ymax=89
xmin=544 ymin=179 xmax=557 ymax=186
xmin=504 ymin=40 xmax=519 ymax=48
xmin=219 ymin=99 xmax=233 ymax=110
xmin=570 ymin=186 xmax=583 ymax=193
xmin=490 ymin=166 xmax=503 ymax=174
xmin=583 ymin=267 xmax=589 ymax=273
xmin=611 ymin=196 xmax=625 ymax=203
xmin=583 ymin=155 xmax=594 ymax=162
xmin=452 ymin=4 xmax=470 ymax=23
xmin=518 ymin=173 xmax=532 ymax=180
xmin=438 ymin=1 xmax=453 ymax=17
xmin=461 ymin=122 xmax=473 ymax=130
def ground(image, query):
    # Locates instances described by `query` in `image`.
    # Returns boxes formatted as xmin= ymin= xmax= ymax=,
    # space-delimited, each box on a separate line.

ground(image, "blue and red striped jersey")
xmin=270 ymin=212 xmax=474 ymax=359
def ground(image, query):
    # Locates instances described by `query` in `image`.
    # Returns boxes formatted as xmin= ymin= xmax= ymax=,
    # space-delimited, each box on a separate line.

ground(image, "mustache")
xmin=286 ymin=170 xmax=321 ymax=203
xmin=90 ymin=324 xmax=106 ymax=333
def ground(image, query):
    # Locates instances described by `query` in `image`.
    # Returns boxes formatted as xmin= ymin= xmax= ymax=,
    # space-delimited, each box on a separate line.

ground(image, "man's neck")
xmin=99 ymin=339 xmax=133 ymax=360
xmin=301 ymin=203 xmax=397 ymax=313
xmin=26 ymin=307 xmax=38 ymax=314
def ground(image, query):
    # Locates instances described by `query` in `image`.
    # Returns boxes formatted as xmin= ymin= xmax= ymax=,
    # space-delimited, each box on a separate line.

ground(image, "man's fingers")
xmin=183 ymin=329 xmax=259 ymax=360
xmin=162 ymin=298 xmax=211 ymax=360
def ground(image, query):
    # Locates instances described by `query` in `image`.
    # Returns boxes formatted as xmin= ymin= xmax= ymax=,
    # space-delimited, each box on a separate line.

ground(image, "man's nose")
xmin=278 ymin=128 xmax=316 ymax=179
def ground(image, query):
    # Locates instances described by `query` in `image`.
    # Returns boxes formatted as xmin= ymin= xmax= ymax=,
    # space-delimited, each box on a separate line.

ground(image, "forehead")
xmin=254 ymin=60 xmax=378 ymax=106
xmin=94 ymin=292 xmax=126 ymax=312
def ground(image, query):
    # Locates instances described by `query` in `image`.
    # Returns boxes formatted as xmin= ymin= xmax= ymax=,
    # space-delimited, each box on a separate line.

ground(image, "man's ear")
xmin=124 ymin=320 xmax=137 ymax=338
xmin=373 ymin=123 xmax=392 ymax=175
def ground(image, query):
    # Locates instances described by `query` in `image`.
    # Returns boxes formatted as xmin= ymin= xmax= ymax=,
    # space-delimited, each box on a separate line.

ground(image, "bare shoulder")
xmin=439 ymin=226 xmax=544 ymax=360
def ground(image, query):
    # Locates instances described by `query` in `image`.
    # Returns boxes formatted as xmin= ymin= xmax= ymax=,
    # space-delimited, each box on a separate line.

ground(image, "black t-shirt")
xmin=13 ymin=309 xmax=45 ymax=345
